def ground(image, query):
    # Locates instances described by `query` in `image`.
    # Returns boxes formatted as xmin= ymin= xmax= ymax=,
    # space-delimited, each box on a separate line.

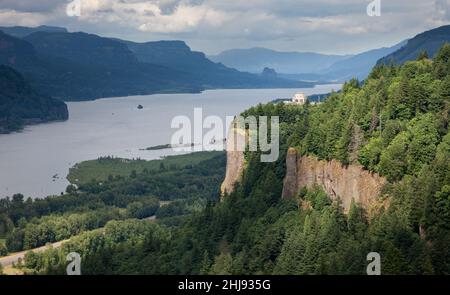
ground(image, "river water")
xmin=0 ymin=85 xmax=341 ymax=199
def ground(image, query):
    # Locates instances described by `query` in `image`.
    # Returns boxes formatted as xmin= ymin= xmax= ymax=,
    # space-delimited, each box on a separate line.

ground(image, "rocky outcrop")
xmin=221 ymin=149 xmax=245 ymax=197
xmin=282 ymin=148 xmax=387 ymax=212
xmin=281 ymin=148 xmax=299 ymax=199
xmin=220 ymin=126 xmax=246 ymax=198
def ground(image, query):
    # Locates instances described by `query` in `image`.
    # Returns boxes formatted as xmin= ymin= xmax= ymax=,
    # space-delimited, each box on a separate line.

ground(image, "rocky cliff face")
xmin=221 ymin=141 xmax=387 ymax=212
xmin=220 ymin=149 xmax=245 ymax=197
xmin=220 ymin=126 xmax=246 ymax=198
xmin=282 ymin=148 xmax=387 ymax=212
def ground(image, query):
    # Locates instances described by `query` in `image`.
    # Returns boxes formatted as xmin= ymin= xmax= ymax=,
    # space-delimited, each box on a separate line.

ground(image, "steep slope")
xmin=216 ymin=46 xmax=449 ymax=274
xmin=209 ymin=47 xmax=350 ymax=74
xmin=322 ymin=40 xmax=407 ymax=81
xmin=0 ymin=65 xmax=68 ymax=133
xmin=378 ymin=25 xmax=450 ymax=65
xmin=123 ymin=40 xmax=220 ymax=71
xmin=281 ymin=148 xmax=387 ymax=212
xmin=6 ymin=45 xmax=450 ymax=275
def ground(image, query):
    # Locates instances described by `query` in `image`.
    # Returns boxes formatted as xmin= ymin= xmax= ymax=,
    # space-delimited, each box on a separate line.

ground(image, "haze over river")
xmin=0 ymin=85 xmax=341 ymax=199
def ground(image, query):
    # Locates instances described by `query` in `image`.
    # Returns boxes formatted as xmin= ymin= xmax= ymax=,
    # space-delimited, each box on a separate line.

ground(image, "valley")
xmin=0 ymin=15 xmax=449 ymax=279
xmin=0 ymin=86 xmax=339 ymax=199
xmin=0 ymin=44 xmax=448 ymax=275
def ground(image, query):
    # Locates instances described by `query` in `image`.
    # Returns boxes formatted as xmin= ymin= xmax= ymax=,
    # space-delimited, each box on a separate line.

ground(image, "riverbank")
xmin=0 ymin=86 xmax=341 ymax=199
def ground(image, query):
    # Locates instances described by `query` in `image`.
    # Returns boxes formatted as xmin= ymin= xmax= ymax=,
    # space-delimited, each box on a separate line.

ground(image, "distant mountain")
xmin=261 ymin=67 xmax=278 ymax=79
xmin=0 ymin=28 xmax=309 ymax=101
xmin=322 ymin=40 xmax=407 ymax=81
xmin=209 ymin=43 xmax=407 ymax=82
xmin=209 ymin=47 xmax=351 ymax=74
xmin=119 ymin=40 xmax=311 ymax=89
xmin=0 ymin=32 xmax=279 ymax=100
xmin=24 ymin=32 xmax=139 ymax=67
xmin=0 ymin=65 xmax=68 ymax=133
xmin=0 ymin=30 xmax=37 ymax=67
xmin=121 ymin=40 xmax=219 ymax=70
xmin=0 ymin=25 xmax=67 ymax=38
xmin=0 ymin=30 xmax=198 ymax=100
xmin=378 ymin=25 xmax=450 ymax=65
xmin=272 ymin=41 xmax=407 ymax=82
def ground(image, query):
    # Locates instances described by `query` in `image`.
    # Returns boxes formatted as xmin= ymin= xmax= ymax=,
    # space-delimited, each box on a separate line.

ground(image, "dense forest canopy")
xmin=0 ymin=65 xmax=68 ymax=133
xmin=0 ymin=152 xmax=225 ymax=255
xmin=1 ymin=45 xmax=449 ymax=275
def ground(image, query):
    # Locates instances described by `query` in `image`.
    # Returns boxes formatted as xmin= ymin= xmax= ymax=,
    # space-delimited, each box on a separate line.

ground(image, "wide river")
xmin=0 ymin=85 xmax=341 ymax=199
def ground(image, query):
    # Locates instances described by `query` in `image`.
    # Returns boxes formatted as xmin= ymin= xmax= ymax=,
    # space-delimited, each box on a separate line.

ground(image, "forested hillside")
xmin=0 ymin=65 xmax=68 ymax=133
xmin=378 ymin=25 xmax=450 ymax=65
xmin=1 ymin=45 xmax=449 ymax=275
xmin=0 ymin=152 xmax=225 ymax=256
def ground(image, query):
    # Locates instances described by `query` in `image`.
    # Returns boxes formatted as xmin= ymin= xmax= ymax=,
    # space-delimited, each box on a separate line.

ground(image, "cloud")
xmin=72 ymin=1 xmax=228 ymax=33
xmin=0 ymin=9 xmax=52 ymax=26
xmin=0 ymin=0 xmax=62 ymax=13
xmin=433 ymin=0 xmax=450 ymax=24
xmin=0 ymin=0 xmax=449 ymax=54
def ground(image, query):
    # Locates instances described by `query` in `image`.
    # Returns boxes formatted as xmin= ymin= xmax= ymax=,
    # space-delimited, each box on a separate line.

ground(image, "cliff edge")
xmin=220 ymin=126 xmax=246 ymax=198
xmin=282 ymin=147 xmax=387 ymax=212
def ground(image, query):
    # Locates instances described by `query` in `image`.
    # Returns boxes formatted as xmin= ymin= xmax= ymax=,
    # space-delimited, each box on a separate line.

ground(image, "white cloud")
xmin=0 ymin=0 xmax=449 ymax=54
xmin=137 ymin=4 xmax=229 ymax=33
xmin=0 ymin=9 xmax=52 ymax=26
xmin=66 ymin=0 xmax=228 ymax=33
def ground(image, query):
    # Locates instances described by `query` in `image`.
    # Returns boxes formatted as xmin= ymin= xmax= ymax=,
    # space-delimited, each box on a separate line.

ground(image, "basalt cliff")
xmin=221 ymin=146 xmax=387 ymax=212
xmin=220 ymin=126 xmax=246 ymax=197
xmin=281 ymin=148 xmax=387 ymax=212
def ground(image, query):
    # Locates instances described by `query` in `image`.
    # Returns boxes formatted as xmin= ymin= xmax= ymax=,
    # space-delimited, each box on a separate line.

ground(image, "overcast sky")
xmin=0 ymin=0 xmax=449 ymax=55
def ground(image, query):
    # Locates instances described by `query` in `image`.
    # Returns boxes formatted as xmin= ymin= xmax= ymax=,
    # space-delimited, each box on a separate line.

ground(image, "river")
xmin=0 ymin=85 xmax=341 ymax=199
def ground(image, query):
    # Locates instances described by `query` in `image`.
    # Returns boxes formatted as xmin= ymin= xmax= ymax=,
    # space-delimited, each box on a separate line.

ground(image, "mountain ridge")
xmin=0 ymin=25 xmax=67 ymax=38
xmin=378 ymin=24 xmax=450 ymax=65
xmin=0 ymin=29 xmax=307 ymax=101
xmin=321 ymin=40 xmax=407 ymax=81
xmin=118 ymin=39 xmax=311 ymax=89
xmin=211 ymin=41 xmax=406 ymax=82
xmin=209 ymin=47 xmax=351 ymax=74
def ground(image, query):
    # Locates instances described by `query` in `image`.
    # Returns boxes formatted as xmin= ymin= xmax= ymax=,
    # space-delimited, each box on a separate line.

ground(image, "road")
xmin=0 ymin=213 xmax=162 ymax=268
xmin=0 ymin=240 xmax=69 ymax=267
xmin=0 ymin=201 xmax=171 ymax=269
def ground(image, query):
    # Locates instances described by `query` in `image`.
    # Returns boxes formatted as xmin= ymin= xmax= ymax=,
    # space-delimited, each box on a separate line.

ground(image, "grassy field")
xmin=68 ymin=151 xmax=224 ymax=185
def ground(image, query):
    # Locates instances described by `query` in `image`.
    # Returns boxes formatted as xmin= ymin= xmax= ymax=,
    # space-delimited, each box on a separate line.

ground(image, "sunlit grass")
xmin=67 ymin=151 xmax=224 ymax=185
